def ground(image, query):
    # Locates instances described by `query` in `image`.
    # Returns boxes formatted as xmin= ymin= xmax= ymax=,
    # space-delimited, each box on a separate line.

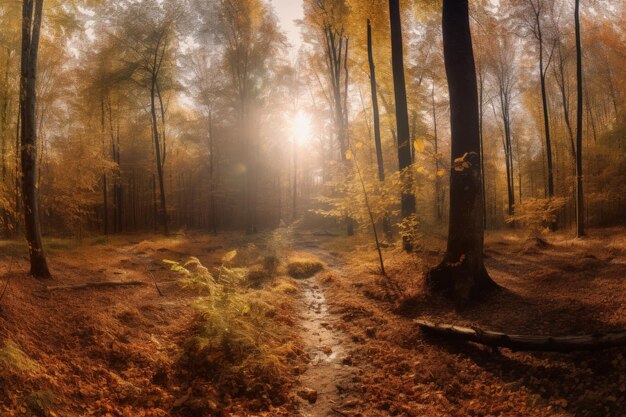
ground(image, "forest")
xmin=0 ymin=0 xmax=624 ymax=415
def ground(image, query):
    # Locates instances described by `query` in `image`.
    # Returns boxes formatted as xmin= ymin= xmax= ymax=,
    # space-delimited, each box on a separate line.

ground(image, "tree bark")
xmin=535 ymin=11 xmax=555 ymax=203
xmin=101 ymin=97 xmax=108 ymax=235
xmin=367 ymin=19 xmax=392 ymax=239
xmin=388 ymin=0 xmax=416 ymax=251
xmin=416 ymin=320 xmax=626 ymax=352
xmin=574 ymin=0 xmax=584 ymax=237
xmin=208 ymin=111 xmax=217 ymax=234
xmin=432 ymin=79 xmax=443 ymax=223
xmin=151 ymin=76 xmax=168 ymax=235
xmin=20 ymin=0 xmax=50 ymax=279
xmin=425 ymin=0 xmax=497 ymax=306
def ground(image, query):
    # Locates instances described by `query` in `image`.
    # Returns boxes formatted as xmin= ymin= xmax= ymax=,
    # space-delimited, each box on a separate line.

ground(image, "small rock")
xmin=323 ymin=346 xmax=333 ymax=355
xmin=298 ymin=388 xmax=318 ymax=404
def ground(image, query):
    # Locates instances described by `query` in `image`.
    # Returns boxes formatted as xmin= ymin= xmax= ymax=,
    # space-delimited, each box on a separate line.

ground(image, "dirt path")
xmin=294 ymin=244 xmax=360 ymax=417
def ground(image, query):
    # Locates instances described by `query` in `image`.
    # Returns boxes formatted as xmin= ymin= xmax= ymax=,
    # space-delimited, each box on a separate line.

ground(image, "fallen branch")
xmin=146 ymin=269 xmax=164 ymax=297
xmin=46 ymin=281 xmax=145 ymax=291
xmin=416 ymin=319 xmax=626 ymax=352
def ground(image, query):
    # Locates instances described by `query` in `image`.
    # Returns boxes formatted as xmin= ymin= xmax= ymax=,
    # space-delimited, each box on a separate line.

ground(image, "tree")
xmin=426 ymin=0 xmax=497 ymax=305
xmin=215 ymin=0 xmax=284 ymax=234
xmin=367 ymin=19 xmax=392 ymax=239
xmin=514 ymin=0 xmax=556 ymax=203
xmin=574 ymin=0 xmax=584 ymax=237
xmin=20 ymin=0 xmax=51 ymax=278
xmin=488 ymin=31 xmax=518 ymax=220
xmin=113 ymin=1 xmax=180 ymax=235
xmin=388 ymin=0 xmax=416 ymax=251
xmin=303 ymin=0 xmax=354 ymax=235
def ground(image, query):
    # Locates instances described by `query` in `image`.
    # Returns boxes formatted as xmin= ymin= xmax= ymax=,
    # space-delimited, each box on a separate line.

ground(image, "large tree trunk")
xmin=574 ymin=0 xmax=584 ymax=237
xmin=425 ymin=0 xmax=497 ymax=306
xmin=367 ymin=19 xmax=392 ymax=239
xmin=388 ymin=0 xmax=416 ymax=251
xmin=20 ymin=0 xmax=50 ymax=279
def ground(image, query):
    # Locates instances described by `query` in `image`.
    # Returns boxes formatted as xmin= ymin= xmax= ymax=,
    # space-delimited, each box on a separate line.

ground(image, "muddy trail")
xmin=293 ymin=240 xmax=362 ymax=417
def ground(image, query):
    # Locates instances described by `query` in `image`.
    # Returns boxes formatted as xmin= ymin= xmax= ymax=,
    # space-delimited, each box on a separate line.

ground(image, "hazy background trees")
xmin=0 ymin=0 xmax=622 ymax=251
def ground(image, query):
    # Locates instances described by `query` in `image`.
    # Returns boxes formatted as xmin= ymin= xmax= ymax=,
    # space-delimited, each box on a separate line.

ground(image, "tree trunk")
xmin=536 ymin=15 xmax=555 ymax=203
xmin=208 ymin=111 xmax=217 ymax=234
xmin=367 ymin=19 xmax=392 ymax=239
xmin=477 ymin=65 xmax=487 ymax=229
xmin=574 ymin=0 xmax=584 ymax=237
xmin=425 ymin=0 xmax=497 ymax=306
xmin=14 ymin=108 xmax=21 ymax=236
xmin=416 ymin=320 xmax=626 ymax=352
xmin=20 ymin=0 xmax=50 ymax=279
xmin=150 ymin=78 xmax=168 ymax=235
xmin=389 ymin=0 xmax=416 ymax=251
xmin=101 ymin=97 xmax=108 ymax=235
xmin=432 ymin=79 xmax=443 ymax=223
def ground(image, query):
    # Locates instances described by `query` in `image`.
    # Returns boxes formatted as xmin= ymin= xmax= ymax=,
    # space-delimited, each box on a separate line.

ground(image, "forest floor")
xmin=0 ymin=226 xmax=624 ymax=416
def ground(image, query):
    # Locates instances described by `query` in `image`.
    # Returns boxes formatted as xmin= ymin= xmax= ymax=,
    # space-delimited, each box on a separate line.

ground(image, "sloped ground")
xmin=0 ymin=227 xmax=624 ymax=417
xmin=304 ymin=227 xmax=626 ymax=416
xmin=0 ymin=233 xmax=304 ymax=416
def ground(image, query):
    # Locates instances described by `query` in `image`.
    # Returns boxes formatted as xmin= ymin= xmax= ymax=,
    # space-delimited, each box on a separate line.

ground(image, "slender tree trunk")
xmin=574 ymin=0 xmax=584 ymax=237
xmin=554 ymin=47 xmax=576 ymax=160
xmin=389 ymin=0 xmax=416 ymax=251
xmin=101 ymin=97 xmax=108 ymax=235
xmin=0 ymin=50 xmax=10 ymax=236
xmin=292 ymin=137 xmax=298 ymax=221
xmin=425 ymin=0 xmax=497 ymax=306
xmin=477 ymin=66 xmax=487 ymax=229
xmin=208 ymin=111 xmax=217 ymax=234
xmin=14 ymin=106 xmax=20 ymax=236
xmin=536 ymin=16 xmax=555 ymax=204
xmin=150 ymin=77 xmax=168 ymax=235
xmin=20 ymin=0 xmax=50 ymax=278
xmin=152 ymin=173 xmax=157 ymax=231
xmin=367 ymin=19 xmax=392 ymax=239
xmin=432 ymin=79 xmax=442 ymax=223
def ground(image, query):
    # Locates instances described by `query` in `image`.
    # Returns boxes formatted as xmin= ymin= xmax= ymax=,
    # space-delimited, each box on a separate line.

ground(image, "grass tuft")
xmin=287 ymin=257 xmax=324 ymax=279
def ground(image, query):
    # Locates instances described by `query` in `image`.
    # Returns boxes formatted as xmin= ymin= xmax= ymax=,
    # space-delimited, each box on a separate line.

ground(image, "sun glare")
xmin=293 ymin=112 xmax=312 ymax=145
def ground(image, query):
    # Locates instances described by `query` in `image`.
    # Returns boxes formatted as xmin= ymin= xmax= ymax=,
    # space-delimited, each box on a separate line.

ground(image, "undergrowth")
xmin=286 ymin=258 xmax=324 ymax=279
xmin=166 ymin=251 xmax=300 ymax=410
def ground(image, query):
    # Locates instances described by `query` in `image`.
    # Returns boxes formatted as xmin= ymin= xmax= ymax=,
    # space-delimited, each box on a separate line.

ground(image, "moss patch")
xmin=0 ymin=341 xmax=39 ymax=373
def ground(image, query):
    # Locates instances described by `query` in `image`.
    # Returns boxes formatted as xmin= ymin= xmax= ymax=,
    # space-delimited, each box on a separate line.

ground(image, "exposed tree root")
xmin=425 ymin=261 xmax=500 ymax=309
xmin=416 ymin=320 xmax=626 ymax=352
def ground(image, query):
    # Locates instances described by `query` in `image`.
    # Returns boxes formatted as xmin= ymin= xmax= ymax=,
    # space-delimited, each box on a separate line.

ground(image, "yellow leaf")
xmin=416 ymin=166 xmax=426 ymax=174
xmin=222 ymin=250 xmax=237 ymax=263
xmin=345 ymin=150 xmax=353 ymax=160
xmin=437 ymin=169 xmax=445 ymax=177
xmin=355 ymin=141 xmax=363 ymax=150
xmin=414 ymin=137 xmax=425 ymax=153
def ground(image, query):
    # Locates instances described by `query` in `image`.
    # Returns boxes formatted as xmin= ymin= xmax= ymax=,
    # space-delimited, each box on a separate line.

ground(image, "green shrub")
xmin=165 ymin=254 xmax=295 ymax=382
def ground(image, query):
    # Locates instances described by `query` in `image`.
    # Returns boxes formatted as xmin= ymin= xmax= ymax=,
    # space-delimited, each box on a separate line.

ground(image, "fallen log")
xmin=415 ymin=319 xmax=626 ymax=352
xmin=46 ymin=280 xmax=145 ymax=291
